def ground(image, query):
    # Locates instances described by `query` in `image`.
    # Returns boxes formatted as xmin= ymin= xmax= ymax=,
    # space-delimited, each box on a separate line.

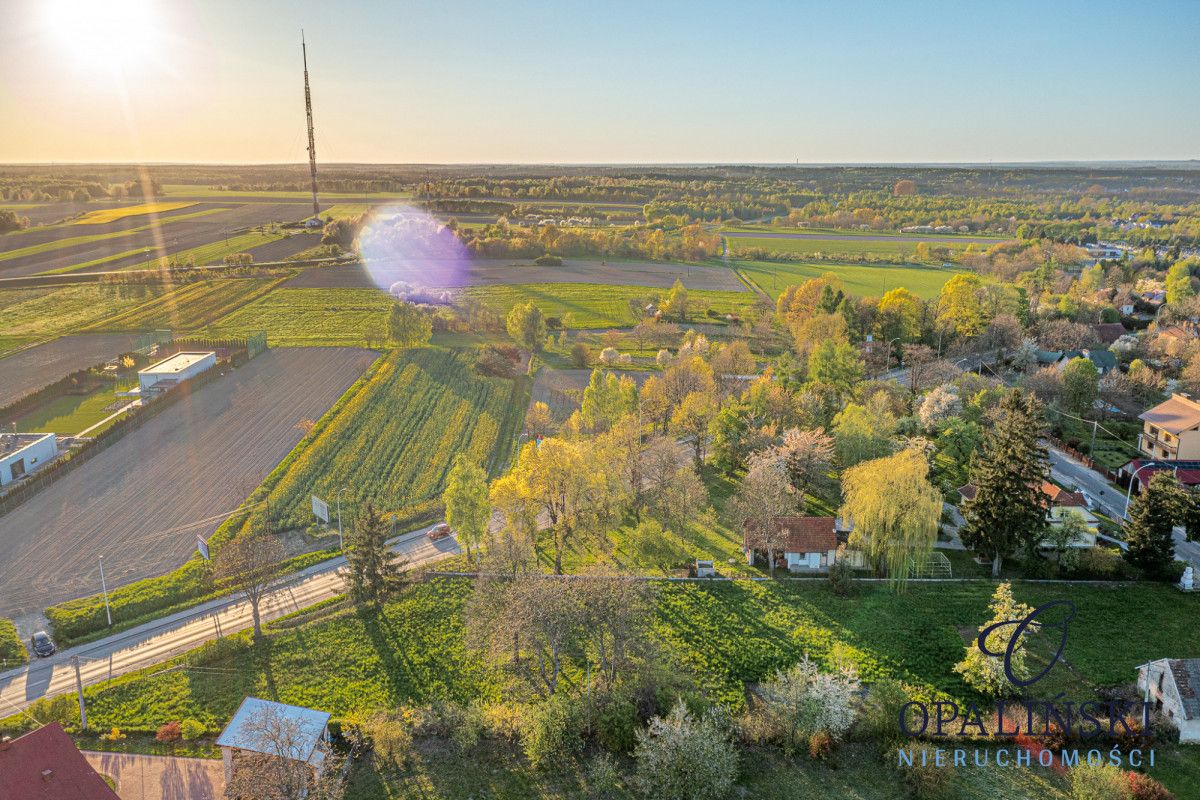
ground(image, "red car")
xmin=427 ymin=523 xmax=452 ymax=541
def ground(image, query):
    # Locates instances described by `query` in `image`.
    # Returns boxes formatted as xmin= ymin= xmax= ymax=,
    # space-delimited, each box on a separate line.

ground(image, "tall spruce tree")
xmin=345 ymin=502 xmax=404 ymax=607
xmin=1123 ymin=472 xmax=1183 ymax=578
xmin=960 ymin=389 xmax=1050 ymax=577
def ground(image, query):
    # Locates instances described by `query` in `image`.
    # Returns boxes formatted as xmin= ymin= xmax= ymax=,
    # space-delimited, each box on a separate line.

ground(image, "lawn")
xmin=12 ymin=383 xmax=131 ymax=436
xmin=0 ymin=284 xmax=168 ymax=339
xmin=202 ymin=287 xmax=392 ymax=346
xmin=91 ymin=278 xmax=285 ymax=332
xmin=240 ymin=347 xmax=526 ymax=530
xmin=736 ymin=258 xmax=960 ymax=300
xmin=73 ymin=202 xmax=196 ymax=225
xmin=463 ymin=283 xmax=757 ymax=328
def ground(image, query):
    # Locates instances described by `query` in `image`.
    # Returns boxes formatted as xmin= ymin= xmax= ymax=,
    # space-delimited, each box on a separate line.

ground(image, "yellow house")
xmin=1139 ymin=393 xmax=1200 ymax=461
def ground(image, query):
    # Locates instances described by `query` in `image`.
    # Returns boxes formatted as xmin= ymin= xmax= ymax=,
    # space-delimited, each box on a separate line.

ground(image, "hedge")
xmin=0 ymin=618 xmax=28 ymax=668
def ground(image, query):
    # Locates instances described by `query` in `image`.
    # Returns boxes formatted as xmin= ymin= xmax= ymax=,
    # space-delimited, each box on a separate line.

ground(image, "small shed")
xmin=1138 ymin=659 xmax=1200 ymax=743
xmin=217 ymin=697 xmax=332 ymax=788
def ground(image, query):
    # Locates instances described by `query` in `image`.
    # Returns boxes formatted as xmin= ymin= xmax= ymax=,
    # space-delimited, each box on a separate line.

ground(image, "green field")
xmin=203 ymin=287 xmax=392 ymax=346
xmin=250 ymin=347 xmax=524 ymax=529
xmin=91 ymin=278 xmax=284 ymax=332
xmin=726 ymin=234 xmax=981 ymax=260
xmin=318 ymin=203 xmax=370 ymax=219
xmin=736 ymin=259 xmax=960 ymax=300
xmin=0 ymin=207 xmax=229 ymax=264
xmin=0 ymin=284 xmax=167 ymax=339
xmin=13 ymin=384 xmax=130 ymax=436
xmin=121 ymin=230 xmax=290 ymax=270
xmin=73 ymin=201 xmax=196 ymax=225
xmin=162 ymin=184 xmax=412 ymax=200
xmin=463 ymin=283 xmax=757 ymax=328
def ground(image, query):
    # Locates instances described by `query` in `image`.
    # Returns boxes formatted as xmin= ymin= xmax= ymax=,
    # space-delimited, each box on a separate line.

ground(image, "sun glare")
xmin=42 ymin=0 xmax=162 ymax=70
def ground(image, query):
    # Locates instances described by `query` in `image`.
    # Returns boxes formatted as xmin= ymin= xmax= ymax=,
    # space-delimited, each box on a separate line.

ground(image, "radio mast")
xmin=302 ymin=30 xmax=319 ymax=219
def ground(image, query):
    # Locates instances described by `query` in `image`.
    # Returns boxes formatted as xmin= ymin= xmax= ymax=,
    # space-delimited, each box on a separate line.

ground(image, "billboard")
xmin=312 ymin=494 xmax=330 ymax=523
xmin=197 ymin=535 xmax=210 ymax=560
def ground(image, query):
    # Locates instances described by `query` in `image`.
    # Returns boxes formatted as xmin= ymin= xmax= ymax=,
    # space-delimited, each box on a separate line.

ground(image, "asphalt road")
xmin=0 ymin=525 xmax=458 ymax=719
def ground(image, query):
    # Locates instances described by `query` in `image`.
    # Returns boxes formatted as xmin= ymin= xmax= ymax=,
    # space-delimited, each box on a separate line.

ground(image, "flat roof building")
xmin=0 ymin=432 xmax=57 ymax=487
xmin=138 ymin=351 xmax=217 ymax=392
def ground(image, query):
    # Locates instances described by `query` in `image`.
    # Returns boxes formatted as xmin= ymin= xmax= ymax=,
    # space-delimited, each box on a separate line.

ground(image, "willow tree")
xmin=840 ymin=448 xmax=941 ymax=591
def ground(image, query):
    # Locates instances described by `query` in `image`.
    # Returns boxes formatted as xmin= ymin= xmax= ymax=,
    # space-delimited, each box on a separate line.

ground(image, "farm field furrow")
xmin=202 ymin=287 xmax=394 ymax=346
xmin=243 ymin=232 xmax=323 ymax=262
xmin=0 ymin=333 xmax=146 ymax=408
xmin=86 ymin=278 xmax=285 ymax=332
xmin=257 ymin=347 xmax=521 ymax=530
xmin=0 ymin=347 xmax=378 ymax=617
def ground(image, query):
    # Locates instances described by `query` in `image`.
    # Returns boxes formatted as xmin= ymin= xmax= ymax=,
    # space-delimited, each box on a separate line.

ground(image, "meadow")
xmin=462 ymin=282 xmax=758 ymax=328
xmin=203 ymin=287 xmax=393 ymax=346
xmin=91 ymin=278 xmax=285 ymax=332
xmin=736 ymin=258 xmax=960 ymax=300
xmin=725 ymin=233 xmax=983 ymax=260
xmin=73 ymin=202 xmax=197 ymax=225
xmin=0 ymin=284 xmax=168 ymax=339
xmin=249 ymin=347 xmax=525 ymax=530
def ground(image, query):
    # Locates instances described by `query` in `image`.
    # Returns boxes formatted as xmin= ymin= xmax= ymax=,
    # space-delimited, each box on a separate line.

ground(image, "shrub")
xmin=0 ymin=618 xmax=27 ymax=666
xmin=482 ymin=702 xmax=523 ymax=742
xmin=534 ymin=254 xmax=564 ymax=266
xmin=571 ymin=342 xmax=592 ymax=368
xmin=756 ymin=655 xmax=860 ymax=754
xmin=584 ymin=753 xmax=623 ymax=799
xmin=353 ymin=708 xmax=416 ymax=768
xmin=1127 ymin=772 xmax=1174 ymax=800
xmin=1070 ymin=763 xmax=1130 ymax=800
xmin=895 ymin=743 xmax=955 ymax=799
xmin=179 ymin=719 xmax=206 ymax=741
xmin=475 ymin=346 xmax=517 ymax=377
xmin=808 ymin=730 xmax=833 ymax=760
xmin=633 ymin=699 xmax=737 ymax=800
xmin=155 ymin=721 xmax=182 ymax=743
xmin=594 ymin=694 xmax=641 ymax=754
xmin=827 ymin=553 xmax=856 ymax=597
xmin=1065 ymin=548 xmax=1132 ymax=581
xmin=521 ymin=694 xmax=583 ymax=770
xmin=856 ymin=678 xmax=909 ymax=748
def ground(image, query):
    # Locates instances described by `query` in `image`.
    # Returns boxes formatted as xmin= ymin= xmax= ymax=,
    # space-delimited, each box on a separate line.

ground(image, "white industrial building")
xmin=0 ymin=432 xmax=58 ymax=487
xmin=137 ymin=351 xmax=217 ymax=392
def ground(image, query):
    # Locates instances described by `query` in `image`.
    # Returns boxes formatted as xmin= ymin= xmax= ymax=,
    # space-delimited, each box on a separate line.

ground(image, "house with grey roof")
xmin=1139 ymin=659 xmax=1200 ymax=743
xmin=217 ymin=697 xmax=332 ymax=790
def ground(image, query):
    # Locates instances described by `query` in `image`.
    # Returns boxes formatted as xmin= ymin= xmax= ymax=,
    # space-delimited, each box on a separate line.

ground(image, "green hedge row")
xmin=0 ymin=618 xmax=28 ymax=668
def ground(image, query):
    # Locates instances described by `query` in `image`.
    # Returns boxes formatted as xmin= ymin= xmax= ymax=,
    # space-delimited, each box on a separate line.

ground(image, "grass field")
xmin=12 ymin=384 xmax=130 ymax=436
xmin=162 ymin=185 xmax=411 ymax=200
xmin=252 ymin=347 xmax=524 ymax=529
xmin=319 ymin=203 xmax=370 ymax=219
xmin=736 ymin=258 xmax=960 ymax=300
xmin=118 ymin=229 xmax=290 ymax=271
xmin=0 ymin=207 xmax=229 ymax=264
xmin=203 ymin=287 xmax=393 ymax=346
xmin=73 ymin=202 xmax=196 ymax=225
xmin=726 ymin=234 xmax=980 ymax=260
xmin=90 ymin=278 xmax=285 ymax=332
xmin=463 ymin=282 xmax=757 ymax=328
xmin=0 ymin=284 xmax=167 ymax=339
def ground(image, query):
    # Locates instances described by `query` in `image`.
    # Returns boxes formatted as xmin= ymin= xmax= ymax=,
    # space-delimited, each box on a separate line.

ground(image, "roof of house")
xmin=1123 ymin=459 xmax=1200 ymax=487
xmin=216 ymin=698 xmax=330 ymax=767
xmin=743 ymin=516 xmax=837 ymax=554
xmin=958 ymin=481 xmax=1084 ymax=508
xmin=1139 ymin=393 xmax=1200 ymax=435
xmin=0 ymin=723 xmax=120 ymax=800
xmin=1145 ymin=659 xmax=1200 ymax=721
xmin=1060 ymin=349 xmax=1118 ymax=370
xmin=1156 ymin=322 xmax=1199 ymax=341
xmin=1092 ymin=323 xmax=1127 ymax=345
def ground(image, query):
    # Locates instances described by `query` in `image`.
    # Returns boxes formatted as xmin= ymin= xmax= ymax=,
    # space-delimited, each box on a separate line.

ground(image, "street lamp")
xmin=878 ymin=337 xmax=902 ymax=378
xmin=1124 ymin=462 xmax=1178 ymax=520
xmin=99 ymin=556 xmax=112 ymax=627
xmin=335 ymin=487 xmax=350 ymax=550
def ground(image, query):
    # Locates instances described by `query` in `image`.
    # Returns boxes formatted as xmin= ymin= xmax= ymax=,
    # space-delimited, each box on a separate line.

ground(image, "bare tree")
xmin=223 ymin=705 xmax=339 ymax=800
xmin=214 ymin=532 xmax=285 ymax=641
xmin=728 ymin=452 xmax=803 ymax=576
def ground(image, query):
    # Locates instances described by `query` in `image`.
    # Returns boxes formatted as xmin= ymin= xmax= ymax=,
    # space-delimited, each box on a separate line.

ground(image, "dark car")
xmin=427 ymin=523 xmax=452 ymax=541
xmin=31 ymin=630 xmax=56 ymax=658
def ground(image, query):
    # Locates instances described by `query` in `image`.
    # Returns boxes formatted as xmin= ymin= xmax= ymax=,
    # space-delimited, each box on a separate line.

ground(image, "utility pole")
xmin=1088 ymin=419 xmax=1099 ymax=462
xmin=301 ymin=31 xmax=320 ymax=220
xmin=72 ymin=656 xmax=87 ymax=732
xmin=99 ymin=556 xmax=112 ymax=627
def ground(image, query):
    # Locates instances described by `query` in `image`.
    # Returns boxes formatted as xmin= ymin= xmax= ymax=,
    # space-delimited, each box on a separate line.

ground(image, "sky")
xmin=1 ymin=0 xmax=1198 ymax=165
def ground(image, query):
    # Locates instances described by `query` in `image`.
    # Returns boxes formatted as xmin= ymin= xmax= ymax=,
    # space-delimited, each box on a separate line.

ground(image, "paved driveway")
xmin=84 ymin=751 xmax=224 ymax=800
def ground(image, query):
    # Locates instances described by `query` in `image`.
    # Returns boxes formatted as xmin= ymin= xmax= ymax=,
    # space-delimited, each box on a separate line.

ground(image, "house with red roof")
xmin=742 ymin=516 xmax=861 ymax=572
xmin=0 ymin=723 xmax=119 ymax=800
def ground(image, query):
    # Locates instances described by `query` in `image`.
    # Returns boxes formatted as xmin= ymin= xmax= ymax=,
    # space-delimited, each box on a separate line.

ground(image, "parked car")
xmin=427 ymin=523 xmax=452 ymax=541
xmin=30 ymin=631 xmax=56 ymax=658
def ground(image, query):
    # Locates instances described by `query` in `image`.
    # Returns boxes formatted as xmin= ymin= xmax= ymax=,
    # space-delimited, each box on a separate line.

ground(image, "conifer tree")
xmin=345 ymin=502 xmax=404 ymax=607
xmin=1123 ymin=472 xmax=1183 ymax=578
xmin=960 ymin=389 xmax=1050 ymax=577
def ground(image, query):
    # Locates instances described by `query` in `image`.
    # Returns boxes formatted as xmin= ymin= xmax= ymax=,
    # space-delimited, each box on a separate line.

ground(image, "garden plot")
xmin=0 ymin=333 xmax=145 ymax=408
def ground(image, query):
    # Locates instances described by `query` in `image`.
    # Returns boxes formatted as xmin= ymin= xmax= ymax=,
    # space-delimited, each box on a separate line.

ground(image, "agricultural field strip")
xmin=0 ymin=333 xmax=146 ymax=408
xmin=73 ymin=202 xmax=197 ymax=225
xmin=722 ymin=226 xmax=1012 ymax=243
xmin=202 ymin=287 xmax=393 ymax=346
xmin=111 ymin=230 xmax=293 ymax=272
xmin=0 ymin=347 xmax=379 ymax=617
xmin=85 ymin=278 xmax=287 ymax=332
xmin=0 ymin=207 xmax=230 ymax=262
xmin=736 ymin=258 xmax=959 ymax=301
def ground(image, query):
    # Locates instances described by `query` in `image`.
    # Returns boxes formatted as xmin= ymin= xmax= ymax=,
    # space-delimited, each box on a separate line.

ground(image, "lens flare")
xmin=357 ymin=206 xmax=471 ymax=300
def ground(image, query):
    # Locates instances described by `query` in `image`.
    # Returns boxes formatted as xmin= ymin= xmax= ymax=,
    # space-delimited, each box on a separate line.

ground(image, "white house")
xmin=0 ymin=433 xmax=57 ymax=487
xmin=1138 ymin=659 xmax=1200 ymax=743
xmin=217 ymin=697 xmax=332 ymax=790
xmin=743 ymin=516 xmax=862 ymax=572
xmin=137 ymin=351 xmax=216 ymax=392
